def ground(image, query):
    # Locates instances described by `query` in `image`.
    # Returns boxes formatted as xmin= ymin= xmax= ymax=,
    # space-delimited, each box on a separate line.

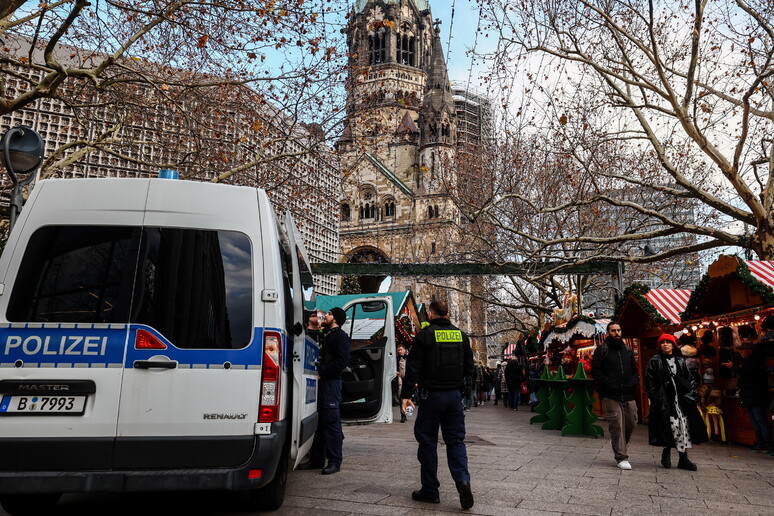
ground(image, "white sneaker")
xmin=617 ymin=460 xmax=632 ymax=470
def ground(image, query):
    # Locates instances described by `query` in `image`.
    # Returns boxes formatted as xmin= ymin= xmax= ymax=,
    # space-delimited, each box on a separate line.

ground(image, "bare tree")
xmin=472 ymin=0 xmax=774 ymax=260
xmin=1 ymin=0 xmax=347 ymax=183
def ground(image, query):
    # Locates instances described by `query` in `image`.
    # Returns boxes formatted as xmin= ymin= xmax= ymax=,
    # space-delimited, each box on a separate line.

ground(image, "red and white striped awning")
xmin=745 ymin=260 xmax=774 ymax=290
xmin=503 ymin=342 xmax=517 ymax=357
xmin=643 ymin=289 xmax=692 ymax=325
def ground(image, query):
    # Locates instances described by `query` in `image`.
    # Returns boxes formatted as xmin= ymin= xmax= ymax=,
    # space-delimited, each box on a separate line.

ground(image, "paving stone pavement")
xmin=276 ymin=402 xmax=774 ymax=516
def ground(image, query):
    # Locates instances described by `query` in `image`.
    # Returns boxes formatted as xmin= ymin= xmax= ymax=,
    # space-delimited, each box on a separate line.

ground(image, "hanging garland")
xmin=539 ymin=314 xmax=597 ymax=346
xmin=681 ymin=256 xmax=774 ymax=320
xmin=681 ymin=272 xmax=711 ymax=320
xmin=736 ymin=259 xmax=774 ymax=306
xmin=612 ymin=283 xmax=668 ymax=324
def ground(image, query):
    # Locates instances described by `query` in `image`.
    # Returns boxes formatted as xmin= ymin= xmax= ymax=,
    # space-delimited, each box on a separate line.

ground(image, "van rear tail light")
xmin=135 ymin=329 xmax=167 ymax=350
xmin=259 ymin=331 xmax=282 ymax=423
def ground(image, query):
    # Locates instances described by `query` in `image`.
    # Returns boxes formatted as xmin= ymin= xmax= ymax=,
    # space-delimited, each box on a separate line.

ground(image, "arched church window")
xmin=369 ymin=33 xmax=386 ymax=64
xmin=431 ymin=242 xmax=436 ymax=254
xmin=434 ymin=205 xmax=440 ymax=218
xmin=341 ymin=203 xmax=351 ymax=222
xmin=397 ymin=35 xmax=415 ymax=66
xmin=384 ymin=199 xmax=396 ymax=217
xmin=362 ymin=202 xmax=375 ymax=219
xmin=428 ymin=205 xmax=434 ymax=219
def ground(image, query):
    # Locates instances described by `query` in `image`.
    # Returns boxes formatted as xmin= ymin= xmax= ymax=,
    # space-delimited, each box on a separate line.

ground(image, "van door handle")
xmin=133 ymin=360 xmax=178 ymax=369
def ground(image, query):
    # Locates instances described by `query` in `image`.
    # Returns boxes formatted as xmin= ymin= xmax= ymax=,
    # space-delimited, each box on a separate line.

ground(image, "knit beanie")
xmin=330 ymin=307 xmax=347 ymax=327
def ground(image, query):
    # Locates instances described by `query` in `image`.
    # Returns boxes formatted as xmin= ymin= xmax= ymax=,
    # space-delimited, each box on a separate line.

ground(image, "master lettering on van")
xmin=4 ymin=335 xmax=109 ymax=356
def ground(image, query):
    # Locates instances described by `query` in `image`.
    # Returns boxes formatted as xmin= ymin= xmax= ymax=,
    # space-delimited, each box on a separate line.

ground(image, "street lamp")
xmin=0 ymin=126 xmax=45 ymax=231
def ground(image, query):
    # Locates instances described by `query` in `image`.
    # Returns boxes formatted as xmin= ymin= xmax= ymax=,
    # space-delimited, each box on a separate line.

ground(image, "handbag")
xmin=520 ymin=382 xmax=529 ymax=395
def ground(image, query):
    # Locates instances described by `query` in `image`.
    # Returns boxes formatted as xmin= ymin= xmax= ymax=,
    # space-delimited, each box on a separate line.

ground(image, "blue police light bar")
xmin=158 ymin=169 xmax=179 ymax=179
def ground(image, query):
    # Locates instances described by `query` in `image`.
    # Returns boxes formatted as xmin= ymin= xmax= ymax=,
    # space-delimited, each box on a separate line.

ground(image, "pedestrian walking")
xmin=297 ymin=307 xmax=351 ymax=475
xmin=737 ymin=341 xmax=774 ymax=454
xmin=504 ymin=358 xmax=523 ymax=410
xmin=591 ymin=321 xmax=639 ymax=470
xmin=493 ymin=363 xmax=503 ymax=405
xmin=645 ymin=334 xmax=708 ymax=470
xmin=397 ymin=343 xmax=409 ymax=423
xmin=401 ymin=299 xmax=474 ymax=510
xmin=500 ymin=363 xmax=510 ymax=408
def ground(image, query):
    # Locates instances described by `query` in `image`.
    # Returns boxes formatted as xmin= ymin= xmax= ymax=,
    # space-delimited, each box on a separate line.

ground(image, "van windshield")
xmin=8 ymin=226 xmax=253 ymax=349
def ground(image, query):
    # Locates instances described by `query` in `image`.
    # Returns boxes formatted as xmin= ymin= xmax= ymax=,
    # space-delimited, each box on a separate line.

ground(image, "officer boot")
xmin=661 ymin=447 xmax=671 ymax=469
xmin=677 ymin=451 xmax=697 ymax=471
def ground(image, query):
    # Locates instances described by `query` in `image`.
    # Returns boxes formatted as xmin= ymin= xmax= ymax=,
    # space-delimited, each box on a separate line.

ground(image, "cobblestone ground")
xmin=4 ymin=402 xmax=772 ymax=515
xmin=278 ymin=402 xmax=774 ymax=516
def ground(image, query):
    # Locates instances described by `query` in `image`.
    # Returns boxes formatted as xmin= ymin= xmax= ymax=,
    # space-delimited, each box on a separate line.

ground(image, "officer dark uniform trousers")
xmin=308 ymin=319 xmax=350 ymax=471
xmin=401 ymin=317 xmax=474 ymax=500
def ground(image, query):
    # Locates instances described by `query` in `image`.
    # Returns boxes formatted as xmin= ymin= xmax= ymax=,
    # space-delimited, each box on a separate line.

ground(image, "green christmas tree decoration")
xmin=541 ymin=366 xmax=568 ymax=431
xmin=562 ymin=362 xmax=604 ymax=437
xmin=529 ymin=365 xmax=552 ymax=425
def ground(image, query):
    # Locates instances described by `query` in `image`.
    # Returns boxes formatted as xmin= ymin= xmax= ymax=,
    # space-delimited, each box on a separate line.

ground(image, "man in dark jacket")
xmin=401 ymin=299 xmax=475 ymax=510
xmin=591 ymin=321 xmax=639 ymax=470
xmin=504 ymin=359 xmax=523 ymax=410
xmin=738 ymin=342 xmax=774 ymax=453
xmin=298 ymin=307 xmax=351 ymax=474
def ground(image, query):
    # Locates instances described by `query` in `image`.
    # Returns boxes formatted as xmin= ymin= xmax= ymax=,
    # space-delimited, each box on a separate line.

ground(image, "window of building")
xmin=360 ymin=203 xmax=376 ymax=219
xmin=384 ymin=199 xmax=396 ymax=217
xmin=397 ymin=35 xmax=415 ymax=66
xmin=431 ymin=242 xmax=436 ymax=254
xmin=369 ymin=33 xmax=386 ymax=64
xmin=341 ymin=203 xmax=351 ymax=221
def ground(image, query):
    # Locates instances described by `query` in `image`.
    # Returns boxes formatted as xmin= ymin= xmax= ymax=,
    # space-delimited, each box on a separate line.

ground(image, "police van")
xmin=0 ymin=177 xmax=397 ymax=514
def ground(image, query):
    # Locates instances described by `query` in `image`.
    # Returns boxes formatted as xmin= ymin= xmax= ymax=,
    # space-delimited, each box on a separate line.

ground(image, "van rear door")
xmin=281 ymin=213 xmax=318 ymax=467
xmin=339 ymin=297 xmax=396 ymax=424
xmin=0 ymin=179 xmax=148 ymax=470
xmin=114 ymin=180 xmax=260 ymax=469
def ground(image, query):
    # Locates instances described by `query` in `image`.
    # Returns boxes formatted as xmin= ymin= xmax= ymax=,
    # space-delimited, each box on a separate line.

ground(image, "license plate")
xmin=0 ymin=395 xmax=87 ymax=415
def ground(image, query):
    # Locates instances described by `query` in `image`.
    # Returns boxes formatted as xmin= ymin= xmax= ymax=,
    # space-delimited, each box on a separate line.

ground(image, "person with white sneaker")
xmin=592 ymin=322 xmax=639 ymax=470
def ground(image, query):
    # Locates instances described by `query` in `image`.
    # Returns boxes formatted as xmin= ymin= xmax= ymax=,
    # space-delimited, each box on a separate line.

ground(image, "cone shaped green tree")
xmin=562 ymin=363 xmax=604 ymax=437
xmin=529 ymin=365 xmax=552 ymax=425
xmin=542 ymin=366 xmax=567 ymax=430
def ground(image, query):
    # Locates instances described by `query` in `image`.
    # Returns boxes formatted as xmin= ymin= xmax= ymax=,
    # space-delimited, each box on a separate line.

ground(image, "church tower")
xmin=338 ymin=0 xmax=484 ymax=344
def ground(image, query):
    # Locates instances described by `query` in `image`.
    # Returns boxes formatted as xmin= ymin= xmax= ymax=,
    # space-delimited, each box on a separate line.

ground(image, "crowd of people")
xmin=298 ymin=305 xmax=773 ymax=510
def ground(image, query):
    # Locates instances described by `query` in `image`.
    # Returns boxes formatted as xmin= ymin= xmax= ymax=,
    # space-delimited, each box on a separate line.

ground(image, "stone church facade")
xmin=338 ymin=0 xmax=486 ymax=350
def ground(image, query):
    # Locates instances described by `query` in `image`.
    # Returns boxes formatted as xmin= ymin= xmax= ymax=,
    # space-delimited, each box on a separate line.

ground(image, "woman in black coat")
xmin=645 ymin=334 xmax=708 ymax=471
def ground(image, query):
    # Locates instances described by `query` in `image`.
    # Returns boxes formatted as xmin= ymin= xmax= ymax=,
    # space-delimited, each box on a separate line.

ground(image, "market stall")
xmin=539 ymin=316 xmax=610 ymax=414
xmin=679 ymin=255 xmax=774 ymax=446
xmin=614 ymin=284 xmax=692 ymax=422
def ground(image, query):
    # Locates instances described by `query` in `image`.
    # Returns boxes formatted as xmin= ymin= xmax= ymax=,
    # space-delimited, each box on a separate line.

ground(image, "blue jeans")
xmin=748 ymin=405 xmax=774 ymax=451
xmin=414 ymin=390 xmax=470 ymax=495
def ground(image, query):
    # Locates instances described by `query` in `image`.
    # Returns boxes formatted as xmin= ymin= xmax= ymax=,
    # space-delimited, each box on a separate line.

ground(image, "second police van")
xmin=0 ymin=176 xmax=398 ymax=514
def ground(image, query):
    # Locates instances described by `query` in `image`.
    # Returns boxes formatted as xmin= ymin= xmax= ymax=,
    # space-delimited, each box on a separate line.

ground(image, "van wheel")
xmin=0 ymin=493 xmax=62 ymax=515
xmin=249 ymin=448 xmax=289 ymax=511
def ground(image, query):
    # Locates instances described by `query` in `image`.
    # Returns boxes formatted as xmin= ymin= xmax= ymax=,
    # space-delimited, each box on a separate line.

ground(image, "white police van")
xmin=0 ymin=177 xmax=397 ymax=514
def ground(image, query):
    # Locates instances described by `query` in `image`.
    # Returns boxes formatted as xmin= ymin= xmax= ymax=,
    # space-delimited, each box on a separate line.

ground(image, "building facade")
xmin=0 ymin=35 xmax=339 ymax=294
xmin=338 ymin=0 xmax=487 ymax=351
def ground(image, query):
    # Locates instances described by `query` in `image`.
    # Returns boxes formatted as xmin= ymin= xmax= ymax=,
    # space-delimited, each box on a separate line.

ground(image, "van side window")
xmin=7 ymin=226 xmax=139 ymax=323
xmin=132 ymin=228 xmax=253 ymax=349
xmin=278 ymin=243 xmax=294 ymax=333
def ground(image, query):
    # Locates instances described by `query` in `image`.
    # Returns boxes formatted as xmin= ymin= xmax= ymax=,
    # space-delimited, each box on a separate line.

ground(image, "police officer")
xmin=305 ymin=310 xmax=322 ymax=345
xmin=298 ymin=307 xmax=350 ymax=474
xmin=401 ymin=299 xmax=474 ymax=510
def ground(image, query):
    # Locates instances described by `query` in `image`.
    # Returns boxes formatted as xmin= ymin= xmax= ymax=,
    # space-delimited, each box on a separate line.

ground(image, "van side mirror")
xmin=292 ymin=322 xmax=304 ymax=336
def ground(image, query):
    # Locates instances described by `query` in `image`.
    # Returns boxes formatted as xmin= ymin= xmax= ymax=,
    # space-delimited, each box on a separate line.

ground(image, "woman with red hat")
xmin=645 ymin=333 xmax=708 ymax=470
